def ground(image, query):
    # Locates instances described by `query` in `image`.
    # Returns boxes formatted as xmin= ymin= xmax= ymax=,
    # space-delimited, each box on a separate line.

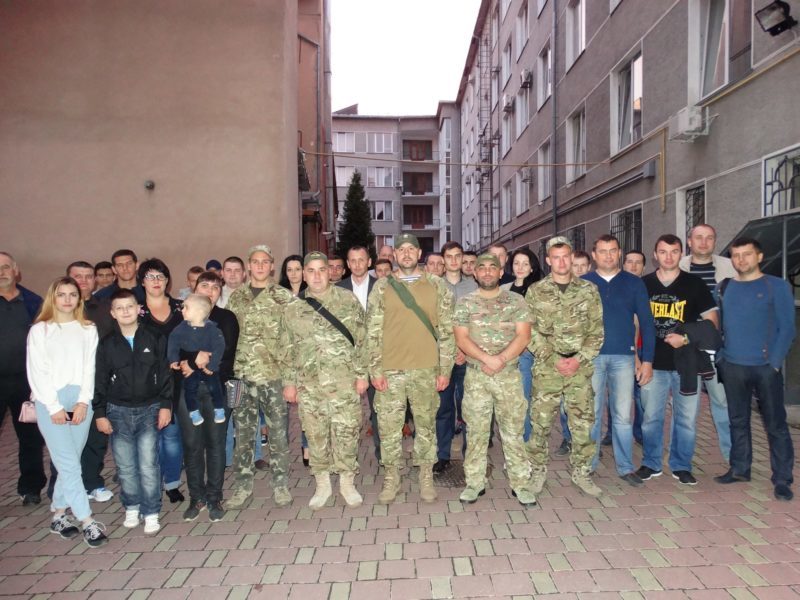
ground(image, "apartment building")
xmin=332 ymin=107 xmax=457 ymax=255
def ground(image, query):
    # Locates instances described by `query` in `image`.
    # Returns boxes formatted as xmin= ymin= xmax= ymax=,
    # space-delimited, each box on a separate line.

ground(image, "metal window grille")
xmin=566 ymin=224 xmax=586 ymax=252
xmin=685 ymin=185 xmax=706 ymax=238
xmin=610 ymin=206 xmax=642 ymax=253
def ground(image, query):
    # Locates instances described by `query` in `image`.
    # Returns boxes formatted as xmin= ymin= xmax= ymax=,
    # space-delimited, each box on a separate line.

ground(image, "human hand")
xmin=371 ymin=376 xmax=388 ymax=392
xmin=195 ymin=351 xmax=211 ymax=369
xmin=283 ymin=385 xmax=298 ymax=403
xmin=95 ymin=417 xmax=113 ymax=434
xmin=435 ymin=375 xmax=450 ymax=392
xmin=157 ymin=409 xmax=172 ymax=429
xmin=355 ymin=379 xmax=369 ymax=395
xmin=70 ymin=403 xmax=89 ymax=425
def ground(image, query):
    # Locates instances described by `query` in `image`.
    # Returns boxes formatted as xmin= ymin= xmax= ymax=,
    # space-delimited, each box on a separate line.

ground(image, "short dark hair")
xmin=137 ymin=258 xmax=171 ymax=284
xmin=441 ymin=241 xmax=464 ymax=254
xmin=66 ymin=261 xmax=94 ymax=274
xmin=195 ymin=270 xmax=224 ymax=289
xmin=111 ymin=249 xmax=137 ymax=264
xmin=488 ymin=242 xmax=508 ymax=254
xmin=730 ymin=237 xmax=762 ymax=253
xmin=624 ymin=250 xmax=646 ymax=265
xmin=463 ymin=251 xmax=478 ymax=259
xmin=425 ymin=252 xmax=443 ymax=263
xmin=347 ymin=246 xmax=369 ymax=257
xmin=573 ymin=250 xmax=591 ymax=262
xmin=592 ymin=234 xmax=619 ymax=251
xmin=187 ymin=265 xmax=204 ymax=276
xmin=94 ymin=261 xmax=113 ymax=273
xmin=110 ymin=289 xmax=137 ymax=304
xmin=328 ymin=255 xmax=344 ymax=263
xmin=655 ymin=234 xmax=683 ymax=252
xmin=223 ymin=256 xmax=245 ymax=269
xmin=374 ymin=258 xmax=392 ymax=267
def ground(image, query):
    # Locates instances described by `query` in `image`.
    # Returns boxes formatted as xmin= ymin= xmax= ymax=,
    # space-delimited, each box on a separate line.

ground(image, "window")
xmin=403 ymin=140 xmax=433 ymax=160
xmin=537 ymin=140 xmax=551 ymax=203
xmin=684 ymin=185 xmax=706 ymax=238
xmin=492 ymin=194 xmax=500 ymax=233
xmin=537 ymin=42 xmax=552 ymax=108
xmin=333 ymin=132 xmax=354 ymax=153
xmin=501 ymin=113 xmax=513 ymax=156
xmin=491 ymin=72 xmax=498 ymax=109
xmin=565 ymin=224 xmax=586 ymax=251
xmin=516 ymin=169 xmax=530 ymax=216
xmin=566 ymin=0 xmax=586 ymax=67
xmin=516 ymin=3 xmax=529 ymax=59
xmin=367 ymin=166 xmax=395 ymax=187
xmin=763 ymin=146 xmax=800 ymax=217
xmin=492 ymin=6 xmax=499 ymax=48
xmin=375 ymin=235 xmax=394 ymax=250
xmin=567 ymin=108 xmax=586 ymax=182
xmin=370 ymin=201 xmax=393 ymax=221
xmin=502 ymin=181 xmax=513 ymax=224
xmin=368 ymin=133 xmax=394 ymax=154
xmin=515 ymin=87 xmax=529 ymax=138
xmin=502 ymin=42 xmax=512 ymax=86
xmin=335 ymin=166 xmax=356 ymax=186
xmin=537 ymin=0 xmax=547 ymax=16
xmin=610 ymin=0 xmax=622 ymax=12
xmin=700 ymin=0 xmax=728 ymax=97
xmin=614 ymin=53 xmax=643 ymax=151
xmin=501 ymin=0 xmax=511 ymax=20
xmin=610 ymin=205 xmax=643 ymax=252
xmin=442 ymin=118 xmax=452 ymax=151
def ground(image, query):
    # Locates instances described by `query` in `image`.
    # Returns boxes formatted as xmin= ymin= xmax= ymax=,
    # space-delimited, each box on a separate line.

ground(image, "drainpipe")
xmin=551 ymin=0 xmax=558 ymax=236
xmin=298 ymin=33 xmax=322 ymax=197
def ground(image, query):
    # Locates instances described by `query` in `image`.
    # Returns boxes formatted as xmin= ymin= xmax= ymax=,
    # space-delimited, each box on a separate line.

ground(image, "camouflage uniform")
xmin=366 ymin=274 xmax=455 ymax=467
xmin=454 ymin=289 xmax=533 ymax=492
xmin=226 ymin=282 xmax=295 ymax=498
xmin=280 ymin=285 xmax=366 ymax=476
xmin=526 ymin=275 xmax=604 ymax=477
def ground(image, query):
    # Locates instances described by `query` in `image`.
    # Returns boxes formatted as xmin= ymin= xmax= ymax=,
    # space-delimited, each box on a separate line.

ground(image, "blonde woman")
xmin=26 ymin=277 xmax=106 ymax=547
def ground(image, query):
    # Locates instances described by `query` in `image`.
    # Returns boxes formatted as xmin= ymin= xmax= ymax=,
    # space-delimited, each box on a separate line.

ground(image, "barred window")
xmin=610 ymin=205 xmax=642 ymax=253
xmin=685 ymin=185 xmax=706 ymax=238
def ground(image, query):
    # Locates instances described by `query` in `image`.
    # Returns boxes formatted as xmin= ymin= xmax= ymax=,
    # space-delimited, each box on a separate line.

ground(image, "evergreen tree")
xmin=336 ymin=170 xmax=375 ymax=259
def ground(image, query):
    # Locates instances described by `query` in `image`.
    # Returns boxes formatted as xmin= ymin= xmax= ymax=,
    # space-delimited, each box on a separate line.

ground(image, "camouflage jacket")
xmin=279 ymin=285 xmax=367 ymax=387
xmin=525 ymin=275 xmax=604 ymax=366
xmin=366 ymin=272 xmax=456 ymax=378
xmin=226 ymin=283 xmax=295 ymax=383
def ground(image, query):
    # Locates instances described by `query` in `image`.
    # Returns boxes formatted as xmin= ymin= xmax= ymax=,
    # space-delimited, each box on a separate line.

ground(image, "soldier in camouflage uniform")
xmin=280 ymin=252 xmax=367 ymax=510
xmin=226 ymin=245 xmax=295 ymax=509
xmin=366 ymin=233 xmax=455 ymax=504
xmin=453 ymin=254 xmax=536 ymax=506
xmin=526 ymin=237 xmax=604 ymax=497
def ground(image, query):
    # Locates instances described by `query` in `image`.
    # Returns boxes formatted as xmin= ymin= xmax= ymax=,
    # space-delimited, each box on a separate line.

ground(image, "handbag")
xmin=225 ymin=379 xmax=245 ymax=409
xmin=19 ymin=399 xmax=37 ymax=424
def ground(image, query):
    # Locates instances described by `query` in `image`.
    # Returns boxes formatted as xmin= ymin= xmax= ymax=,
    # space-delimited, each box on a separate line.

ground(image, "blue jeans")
xmin=703 ymin=363 xmax=731 ymax=461
xmin=107 ymin=402 xmax=162 ymax=516
xmin=633 ymin=382 xmax=643 ymax=443
xmin=640 ymin=370 xmax=700 ymax=473
xmin=720 ymin=362 xmax=794 ymax=485
xmin=590 ymin=355 xmax=636 ymax=474
xmin=183 ymin=370 xmax=224 ymax=413
xmin=519 ymin=350 xmax=534 ymax=442
xmin=225 ymin=410 xmax=264 ymax=466
xmin=159 ymin=421 xmax=183 ymax=490
xmin=436 ymin=363 xmax=466 ymax=460
xmin=560 ymin=403 xmax=571 ymax=441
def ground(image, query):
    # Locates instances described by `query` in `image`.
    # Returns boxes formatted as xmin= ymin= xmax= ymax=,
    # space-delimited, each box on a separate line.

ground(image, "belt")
xmin=556 ymin=351 xmax=578 ymax=358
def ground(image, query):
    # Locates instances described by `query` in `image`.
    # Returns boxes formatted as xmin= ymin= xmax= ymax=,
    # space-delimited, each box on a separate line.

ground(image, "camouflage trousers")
xmin=528 ymin=364 xmax=595 ymax=474
xmin=375 ymin=367 xmax=438 ymax=467
xmin=463 ymin=365 xmax=531 ymax=491
xmin=297 ymin=374 xmax=362 ymax=476
xmin=232 ymin=379 xmax=289 ymax=493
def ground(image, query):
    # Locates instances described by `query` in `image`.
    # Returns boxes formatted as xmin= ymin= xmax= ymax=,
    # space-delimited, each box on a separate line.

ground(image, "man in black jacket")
xmin=94 ymin=289 xmax=173 ymax=535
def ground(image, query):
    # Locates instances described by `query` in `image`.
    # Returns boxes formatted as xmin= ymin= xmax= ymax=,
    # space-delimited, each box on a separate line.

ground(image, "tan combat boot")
xmin=225 ymin=486 xmax=252 ymax=510
xmin=572 ymin=469 xmax=602 ymax=497
xmin=378 ymin=466 xmax=401 ymax=504
xmin=308 ymin=472 xmax=332 ymax=510
xmin=419 ymin=464 xmax=437 ymax=503
xmin=529 ymin=467 xmax=547 ymax=495
xmin=339 ymin=472 xmax=363 ymax=507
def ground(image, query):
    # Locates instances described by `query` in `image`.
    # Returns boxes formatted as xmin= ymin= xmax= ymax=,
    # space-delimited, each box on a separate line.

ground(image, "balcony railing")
xmin=400 ymin=185 xmax=440 ymax=196
xmin=402 ymin=218 xmax=441 ymax=230
xmin=402 ymin=149 xmax=440 ymax=161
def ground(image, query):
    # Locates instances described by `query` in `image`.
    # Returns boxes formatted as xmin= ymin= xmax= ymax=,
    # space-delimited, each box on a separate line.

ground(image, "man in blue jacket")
xmin=714 ymin=238 xmax=796 ymax=502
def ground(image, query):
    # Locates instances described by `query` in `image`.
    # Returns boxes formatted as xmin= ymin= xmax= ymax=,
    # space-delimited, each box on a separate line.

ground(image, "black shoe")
xmin=555 ymin=439 xmax=571 ymax=457
xmin=166 ymin=488 xmax=185 ymax=503
xmin=433 ymin=459 xmax=450 ymax=474
xmin=774 ymin=484 xmax=794 ymax=502
xmin=635 ymin=465 xmax=662 ymax=481
xmin=672 ymin=470 xmax=697 ymax=485
xmin=82 ymin=521 xmax=108 ymax=548
xmin=601 ymin=435 xmax=612 ymax=446
xmin=21 ymin=493 xmax=41 ymax=506
xmin=714 ymin=470 xmax=750 ymax=484
xmin=254 ymin=459 xmax=270 ymax=471
xmin=50 ymin=514 xmax=80 ymax=539
xmin=619 ymin=472 xmax=644 ymax=487
xmin=183 ymin=500 xmax=206 ymax=521
xmin=208 ymin=502 xmax=225 ymax=522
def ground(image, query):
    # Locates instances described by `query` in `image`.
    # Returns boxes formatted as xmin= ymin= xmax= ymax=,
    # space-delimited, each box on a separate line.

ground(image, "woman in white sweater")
xmin=26 ymin=277 xmax=106 ymax=547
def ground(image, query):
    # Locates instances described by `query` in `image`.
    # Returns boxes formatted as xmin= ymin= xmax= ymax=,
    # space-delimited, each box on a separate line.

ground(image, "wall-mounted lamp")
xmin=144 ymin=180 xmax=155 ymax=191
xmin=755 ymin=1 xmax=797 ymax=36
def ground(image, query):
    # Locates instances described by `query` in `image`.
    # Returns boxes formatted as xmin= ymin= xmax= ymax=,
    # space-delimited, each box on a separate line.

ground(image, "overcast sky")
xmin=330 ymin=0 xmax=482 ymax=116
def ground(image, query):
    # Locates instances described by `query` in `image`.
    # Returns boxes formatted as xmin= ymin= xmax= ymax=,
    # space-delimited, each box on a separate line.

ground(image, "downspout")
xmin=298 ymin=33 xmax=322 ymax=195
xmin=551 ymin=0 xmax=558 ymax=235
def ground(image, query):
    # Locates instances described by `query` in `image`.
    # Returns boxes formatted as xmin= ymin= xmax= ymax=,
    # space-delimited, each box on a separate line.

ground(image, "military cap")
xmin=247 ymin=244 xmax=273 ymax=260
xmin=395 ymin=233 xmax=420 ymax=249
xmin=476 ymin=253 xmax=501 ymax=268
xmin=546 ymin=236 xmax=573 ymax=251
xmin=303 ymin=251 xmax=328 ymax=266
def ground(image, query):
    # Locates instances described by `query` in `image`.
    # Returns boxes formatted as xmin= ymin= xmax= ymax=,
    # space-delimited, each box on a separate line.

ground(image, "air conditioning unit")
xmin=521 ymin=167 xmax=534 ymax=183
xmin=668 ymin=106 xmax=708 ymax=141
xmin=502 ymin=94 xmax=515 ymax=112
xmin=394 ymin=181 xmax=402 ymax=189
xmin=520 ymin=69 xmax=533 ymax=88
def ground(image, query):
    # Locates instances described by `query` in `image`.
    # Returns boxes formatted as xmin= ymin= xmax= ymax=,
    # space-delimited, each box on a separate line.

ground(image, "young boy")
xmin=168 ymin=294 xmax=226 ymax=426
xmin=94 ymin=289 xmax=173 ymax=534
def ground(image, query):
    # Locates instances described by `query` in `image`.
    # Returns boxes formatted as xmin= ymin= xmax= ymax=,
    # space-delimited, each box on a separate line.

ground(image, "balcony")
xmin=401 ymin=185 xmax=440 ymax=197
xmin=402 ymin=218 xmax=441 ymax=231
xmin=402 ymin=149 xmax=440 ymax=161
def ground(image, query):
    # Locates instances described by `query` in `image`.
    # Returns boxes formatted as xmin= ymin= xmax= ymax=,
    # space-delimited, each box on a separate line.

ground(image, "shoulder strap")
xmin=387 ymin=276 xmax=438 ymax=341
xmin=299 ymin=291 xmax=354 ymax=346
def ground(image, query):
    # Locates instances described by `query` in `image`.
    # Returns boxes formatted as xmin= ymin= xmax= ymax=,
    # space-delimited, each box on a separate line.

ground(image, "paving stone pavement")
xmin=1 ymin=396 xmax=799 ymax=600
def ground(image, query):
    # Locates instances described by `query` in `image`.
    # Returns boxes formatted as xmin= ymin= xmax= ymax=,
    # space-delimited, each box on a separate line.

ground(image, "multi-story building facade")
xmin=332 ymin=107 xmax=459 ymax=255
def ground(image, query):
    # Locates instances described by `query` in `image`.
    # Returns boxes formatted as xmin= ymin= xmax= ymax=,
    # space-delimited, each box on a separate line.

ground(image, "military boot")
xmin=339 ymin=472 xmax=363 ymax=508
xmin=572 ymin=469 xmax=602 ymax=497
xmin=273 ymin=486 xmax=293 ymax=507
xmin=419 ymin=464 xmax=437 ymax=503
xmin=226 ymin=486 xmax=252 ymax=509
xmin=378 ymin=466 xmax=401 ymax=504
xmin=308 ymin=472 xmax=332 ymax=510
xmin=530 ymin=468 xmax=547 ymax=495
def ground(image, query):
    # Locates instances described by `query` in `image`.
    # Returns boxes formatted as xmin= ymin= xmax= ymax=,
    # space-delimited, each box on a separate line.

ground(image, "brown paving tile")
xmin=125 ymin=568 xmax=175 ymax=589
xmin=752 ymin=564 xmax=800 ymax=586
xmin=348 ymin=543 xmax=385 ymax=562
xmin=341 ymin=530 xmax=375 ymax=546
xmin=551 ymin=569 xmax=598 ymax=593
xmin=651 ymin=566 xmax=706 ymax=590
xmin=319 ymin=562 xmax=358 ymax=582
xmin=25 ymin=572 xmax=78 ymax=594
xmin=390 ymin=577 xmax=431 ymax=599
xmin=527 ymin=536 xmax=569 ymax=553
xmin=167 ymin=550 xmax=211 ymax=568
xmin=472 ymin=555 xmax=513 ymax=574
xmin=248 ymin=583 xmax=291 ymax=599
xmin=690 ymin=565 xmax=748 ymax=588
xmin=148 ymin=589 xmax=191 ymax=600
xmin=223 ymin=565 xmax=267 ymax=585
xmin=311 ymin=546 xmax=350 ymax=563
xmin=508 ymin=553 xmax=550 ymax=572
xmin=349 ymin=579 xmax=391 ymax=599
xmin=590 ymin=568 xmax=641 ymax=592
xmin=660 ymin=547 xmax=711 ymax=567
xmin=221 ymin=548 xmax=263 ymax=566
xmin=491 ymin=538 xmax=530 ymax=555
xmin=377 ymin=558 xmax=415 ymax=579
xmin=687 ymin=590 xmax=740 ymax=599
xmin=601 ymin=549 xmax=651 ymax=568
xmin=287 ymin=583 xmax=331 ymax=600
xmin=261 ymin=547 xmax=299 ymax=565
xmin=375 ymin=527 xmax=409 ymax=543
xmin=565 ymin=551 xmax=612 ymax=570
xmin=183 ymin=566 xmax=229 ymax=587
xmin=84 ymin=570 xmax=135 ymax=591
xmin=403 ymin=541 xmax=439 ymax=559
xmin=438 ymin=540 xmax=477 ymax=557
xmin=415 ymin=557 xmax=453 ymax=577
xmin=491 ymin=572 xmax=536 ymax=595
xmin=280 ymin=563 xmax=322 ymax=584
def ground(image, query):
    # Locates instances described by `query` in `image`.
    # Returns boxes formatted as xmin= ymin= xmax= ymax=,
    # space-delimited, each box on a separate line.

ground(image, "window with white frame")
xmin=537 ymin=42 xmax=552 ymax=108
xmin=700 ymin=0 xmax=727 ymax=98
xmin=566 ymin=0 xmax=586 ymax=68
xmin=515 ymin=87 xmax=529 ymax=138
xmin=492 ymin=6 xmax=499 ymax=48
xmin=492 ymin=194 xmax=500 ymax=233
xmin=491 ymin=71 xmax=498 ymax=109
xmin=614 ymin=52 xmax=643 ymax=152
xmin=502 ymin=181 xmax=513 ymax=224
xmin=763 ymin=146 xmax=800 ymax=217
xmin=501 ymin=113 xmax=513 ymax=156
xmin=375 ymin=235 xmax=394 ymax=250
xmin=333 ymin=132 xmax=355 ymax=153
xmin=366 ymin=166 xmax=395 ymax=187
xmin=516 ymin=3 xmax=529 ymax=60
xmin=567 ymin=108 xmax=586 ymax=182
xmin=516 ymin=169 xmax=530 ymax=215
xmin=501 ymin=0 xmax=511 ymax=20
xmin=335 ymin=166 xmax=356 ymax=186
xmin=370 ymin=201 xmax=393 ymax=221
xmin=502 ymin=41 xmax=512 ymax=86
xmin=537 ymin=140 xmax=551 ymax=203
xmin=368 ymin=133 xmax=394 ymax=154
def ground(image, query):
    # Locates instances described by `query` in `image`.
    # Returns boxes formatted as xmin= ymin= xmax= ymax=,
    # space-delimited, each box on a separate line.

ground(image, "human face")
xmin=328 ymin=259 xmax=345 ymax=282
xmin=187 ymin=271 xmax=201 ymax=290
xmin=571 ymin=257 xmax=590 ymax=277
xmin=142 ymin=270 xmax=168 ymax=298
xmin=592 ymin=240 xmax=621 ymax=275
xmin=688 ymin=225 xmax=716 ymax=261
xmin=248 ymin=251 xmax=273 ymax=285
xmin=110 ymin=296 xmax=140 ymax=327
xmin=54 ymin=283 xmax=80 ymax=320
xmin=395 ymin=243 xmax=422 ymax=272
xmin=546 ymin=246 xmax=573 ymax=279
xmin=623 ymin=253 xmax=645 ymax=277
xmin=488 ymin=246 xmax=508 ymax=267
xmin=303 ymin=259 xmax=330 ymax=295
xmin=475 ymin=261 xmax=502 ymax=291
xmin=512 ymin=253 xmax=532 ymax=280
xmin=181 ymin=299 xmax=207 ymax=325
xmin=378 ymin=245 xmax=394 ymax=261
xmin=0 ymin=255 xmax=18 ymax=291
xmin=443 ymin=248 xmax=464 ymax=274
xmin=347 ymin=249 xmax=371 ymax=279
xmin=95 ymin=267 xmax=115 ymax=290
xmin=222 ymin=261 xmax=245 ymax=289
xmin=375 ymin=262 xmax=392 ymax=278
xmin=195 ymin=279 xmax=222 ymax=305
xmin=285 ymin=260 xmax=303 ymax=286
xmin=730 ymin=244 xmax=763 ymax=278
xmin=68 ymin=267 xmax=95 ymax=300
xmin=425 ymin=255 xmax=445 ymax=277
xmin=654 ymin=241 xmax=682 ymax=272
xmin=461 ymin=255 xmax=477 ymax=276
xmin=112 ymin=254 xmax=138 ymax=284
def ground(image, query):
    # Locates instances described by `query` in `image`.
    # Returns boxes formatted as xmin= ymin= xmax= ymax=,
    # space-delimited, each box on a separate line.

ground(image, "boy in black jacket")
xmin=94 ymin=290 xmax=173 ymax=535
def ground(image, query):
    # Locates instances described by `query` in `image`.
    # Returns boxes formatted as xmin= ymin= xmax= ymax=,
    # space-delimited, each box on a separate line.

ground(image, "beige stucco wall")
xmin=0 ymin=1 xmax=299 ymax=294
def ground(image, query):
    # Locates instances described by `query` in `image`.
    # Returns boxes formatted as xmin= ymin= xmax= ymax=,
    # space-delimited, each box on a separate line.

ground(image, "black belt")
xmin=556 ymin=351 xmax=578 ymax=358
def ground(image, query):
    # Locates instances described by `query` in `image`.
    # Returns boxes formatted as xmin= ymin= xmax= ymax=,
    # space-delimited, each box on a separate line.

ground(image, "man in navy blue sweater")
xmin=584 ymin=235 xmax=656 ymax=486
xmin=714 ymin=238 xmax=796 ymax=501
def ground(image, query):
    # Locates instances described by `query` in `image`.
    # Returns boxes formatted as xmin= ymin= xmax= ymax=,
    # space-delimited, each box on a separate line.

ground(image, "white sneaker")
xmin=87 ymin=487 xmax=114 ymax=502
xmin=143 ymin=514 xmax=160 ymax=534
xmin=123 ymin=509 xmax=140 ymax=528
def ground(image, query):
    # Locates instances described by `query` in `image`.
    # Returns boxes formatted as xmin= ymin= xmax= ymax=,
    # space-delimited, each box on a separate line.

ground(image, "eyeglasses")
xmin=143 ymin=273 xmax=167 ymax=281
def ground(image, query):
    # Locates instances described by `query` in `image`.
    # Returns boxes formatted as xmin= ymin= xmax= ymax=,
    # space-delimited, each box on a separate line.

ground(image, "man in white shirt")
xmin=218 ymin=256 xmax=246 ymax=308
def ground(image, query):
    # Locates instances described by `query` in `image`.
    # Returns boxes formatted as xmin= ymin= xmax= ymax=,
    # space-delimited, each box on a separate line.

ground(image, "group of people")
xmin=0 ymin=222 xmax=795 ymax=548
